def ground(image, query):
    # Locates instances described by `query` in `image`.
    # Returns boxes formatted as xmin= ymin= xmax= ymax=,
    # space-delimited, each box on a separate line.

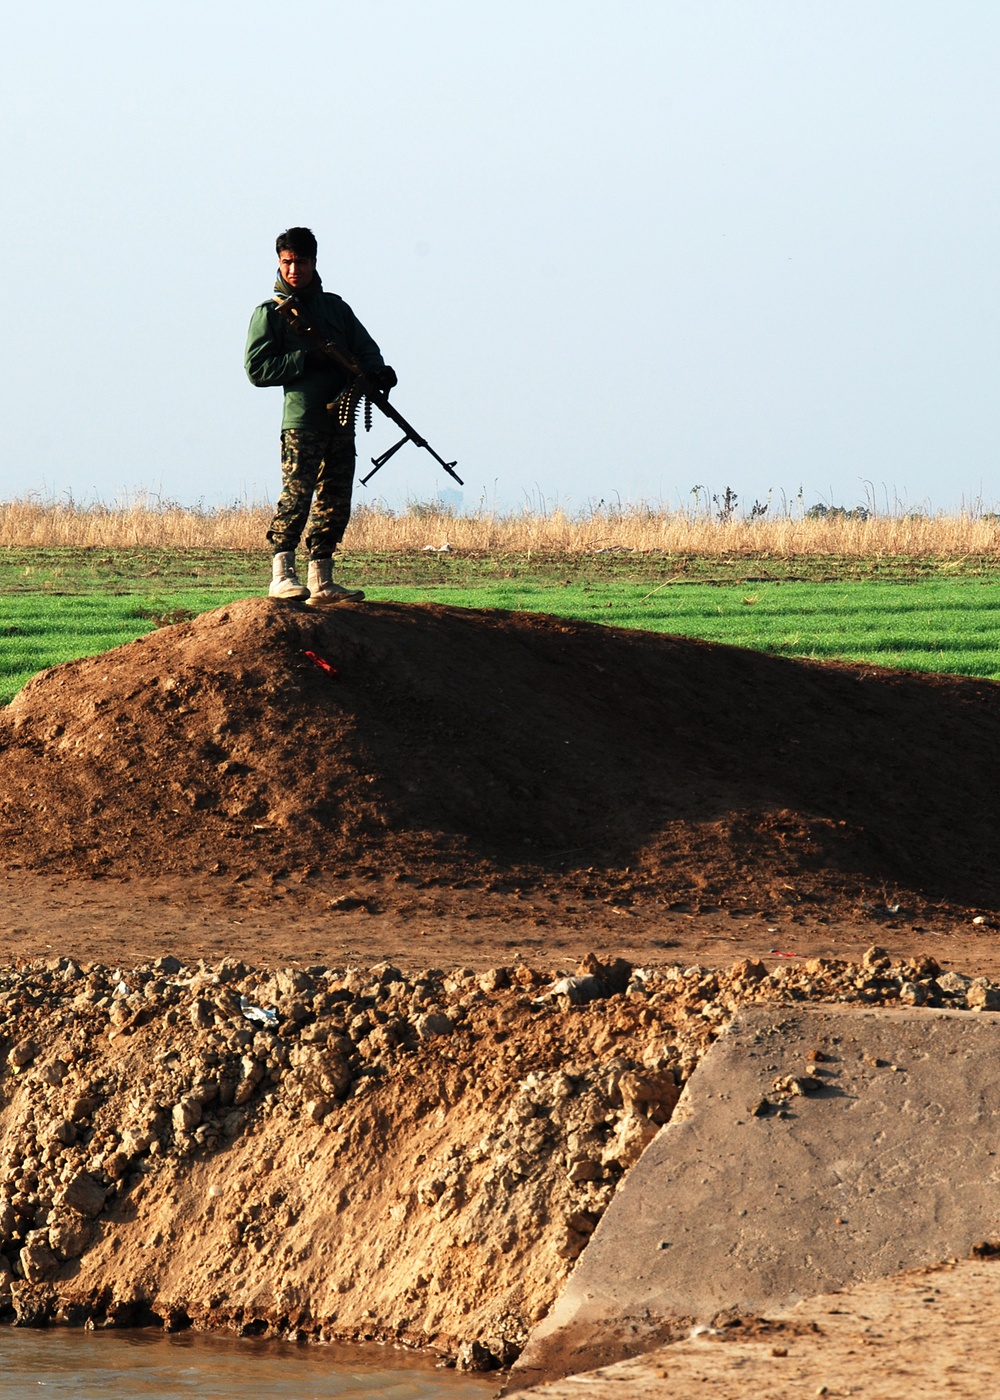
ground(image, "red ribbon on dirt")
xmin=302 ymin=650 xmax=340 ymax=680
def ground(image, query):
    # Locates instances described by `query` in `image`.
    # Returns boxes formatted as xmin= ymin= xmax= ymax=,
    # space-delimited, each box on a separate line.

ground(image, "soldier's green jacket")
xmin=244 ymin=272 xmax=386 ymax=431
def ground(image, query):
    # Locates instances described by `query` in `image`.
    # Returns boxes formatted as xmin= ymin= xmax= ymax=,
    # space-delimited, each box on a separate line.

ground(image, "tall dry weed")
xmin=2 ymin=496 xmax=1000 ymax=556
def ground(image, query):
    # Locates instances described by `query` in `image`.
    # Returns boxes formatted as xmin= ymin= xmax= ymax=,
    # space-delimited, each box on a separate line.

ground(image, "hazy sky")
xmin=3 ymin=1 xmax=1000 ymax=517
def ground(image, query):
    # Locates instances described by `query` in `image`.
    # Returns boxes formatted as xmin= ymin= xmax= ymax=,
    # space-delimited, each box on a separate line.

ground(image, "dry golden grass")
xmin=0 ymin=498 xmax=266 ymax=551
xmin=2 ymin=496 xmax=1000 ymax=556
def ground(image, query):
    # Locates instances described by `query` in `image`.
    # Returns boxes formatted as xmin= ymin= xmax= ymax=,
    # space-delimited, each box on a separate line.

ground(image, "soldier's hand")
xmin=371 ymin=365 xmax=398 ymax=392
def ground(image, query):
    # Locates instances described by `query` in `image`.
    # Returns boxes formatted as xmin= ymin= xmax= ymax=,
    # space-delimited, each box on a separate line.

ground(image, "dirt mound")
xmin=0 ymin=951 xmax=712 ymax=1354
xmin=2 ymin=596 xmax=999 ymax=915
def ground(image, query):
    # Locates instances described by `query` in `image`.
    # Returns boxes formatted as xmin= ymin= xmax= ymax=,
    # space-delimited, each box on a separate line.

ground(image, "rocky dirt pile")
xmin=3 ymin=597 xmax=1000 ymax=917
xmin=0 ymin=946 xmax=989 ymax=1367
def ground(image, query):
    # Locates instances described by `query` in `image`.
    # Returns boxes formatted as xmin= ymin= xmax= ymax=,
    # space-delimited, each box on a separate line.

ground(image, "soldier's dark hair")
xmin=276 ymin=227 xmax=318 ymax=259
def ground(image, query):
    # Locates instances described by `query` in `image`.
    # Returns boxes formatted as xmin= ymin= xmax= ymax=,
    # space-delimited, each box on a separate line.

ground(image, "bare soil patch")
xmin=4 ymin=867 xmax=1000 ymax=988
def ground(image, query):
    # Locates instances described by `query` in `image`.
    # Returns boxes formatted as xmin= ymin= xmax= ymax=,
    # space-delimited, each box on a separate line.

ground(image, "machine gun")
xmin=272 ymin=294 xmax=463 ymax=487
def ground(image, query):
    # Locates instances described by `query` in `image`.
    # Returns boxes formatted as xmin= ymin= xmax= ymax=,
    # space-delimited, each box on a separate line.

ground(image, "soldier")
xmin=245 ymin=226 xmax=396 ymax=604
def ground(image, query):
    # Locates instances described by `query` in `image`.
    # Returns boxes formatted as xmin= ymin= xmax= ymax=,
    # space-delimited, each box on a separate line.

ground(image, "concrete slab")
xmin=511 ymin=1005 xmax=1000 ymax=1390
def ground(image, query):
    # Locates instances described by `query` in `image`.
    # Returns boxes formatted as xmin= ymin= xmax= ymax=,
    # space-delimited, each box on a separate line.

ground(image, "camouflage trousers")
xmin=267 ymin=428 xmax=356 ymax=559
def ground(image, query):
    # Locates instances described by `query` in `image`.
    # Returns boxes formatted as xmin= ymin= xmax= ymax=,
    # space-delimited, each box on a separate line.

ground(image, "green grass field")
xmin=368 ymin=578 xmax=1000 ymax=678
xmin=3 ymin=547 xmax=1000 ymax=704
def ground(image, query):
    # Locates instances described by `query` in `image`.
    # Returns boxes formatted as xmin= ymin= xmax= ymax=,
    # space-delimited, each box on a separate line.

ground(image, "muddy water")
xmin=0 ymin=1328 xmax=494 ymax=1398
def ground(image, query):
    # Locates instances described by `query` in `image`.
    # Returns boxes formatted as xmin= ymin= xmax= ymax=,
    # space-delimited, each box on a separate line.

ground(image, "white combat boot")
xmin=268 ymin=551 xmax=310 ymax=601
xmin=306 ymin=558 xmax=365 ymax=605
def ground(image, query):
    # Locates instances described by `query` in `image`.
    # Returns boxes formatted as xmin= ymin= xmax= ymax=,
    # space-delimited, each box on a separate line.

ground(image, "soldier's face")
xmin=278 ymin=250 xmax=316 ymax=288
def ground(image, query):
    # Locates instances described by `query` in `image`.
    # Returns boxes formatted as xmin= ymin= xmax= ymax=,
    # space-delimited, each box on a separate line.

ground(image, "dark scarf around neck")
xmin=274 ymin=270 xmax=324 ymax=299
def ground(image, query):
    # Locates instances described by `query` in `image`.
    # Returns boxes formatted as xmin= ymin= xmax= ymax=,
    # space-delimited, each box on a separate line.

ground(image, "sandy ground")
xmin=530 ymin=1255 xmax=1000 ymax=1398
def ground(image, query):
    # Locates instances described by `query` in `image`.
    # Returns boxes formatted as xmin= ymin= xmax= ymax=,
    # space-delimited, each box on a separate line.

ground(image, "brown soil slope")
xmin=1 ymin=597 xmax=998 ymax=914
